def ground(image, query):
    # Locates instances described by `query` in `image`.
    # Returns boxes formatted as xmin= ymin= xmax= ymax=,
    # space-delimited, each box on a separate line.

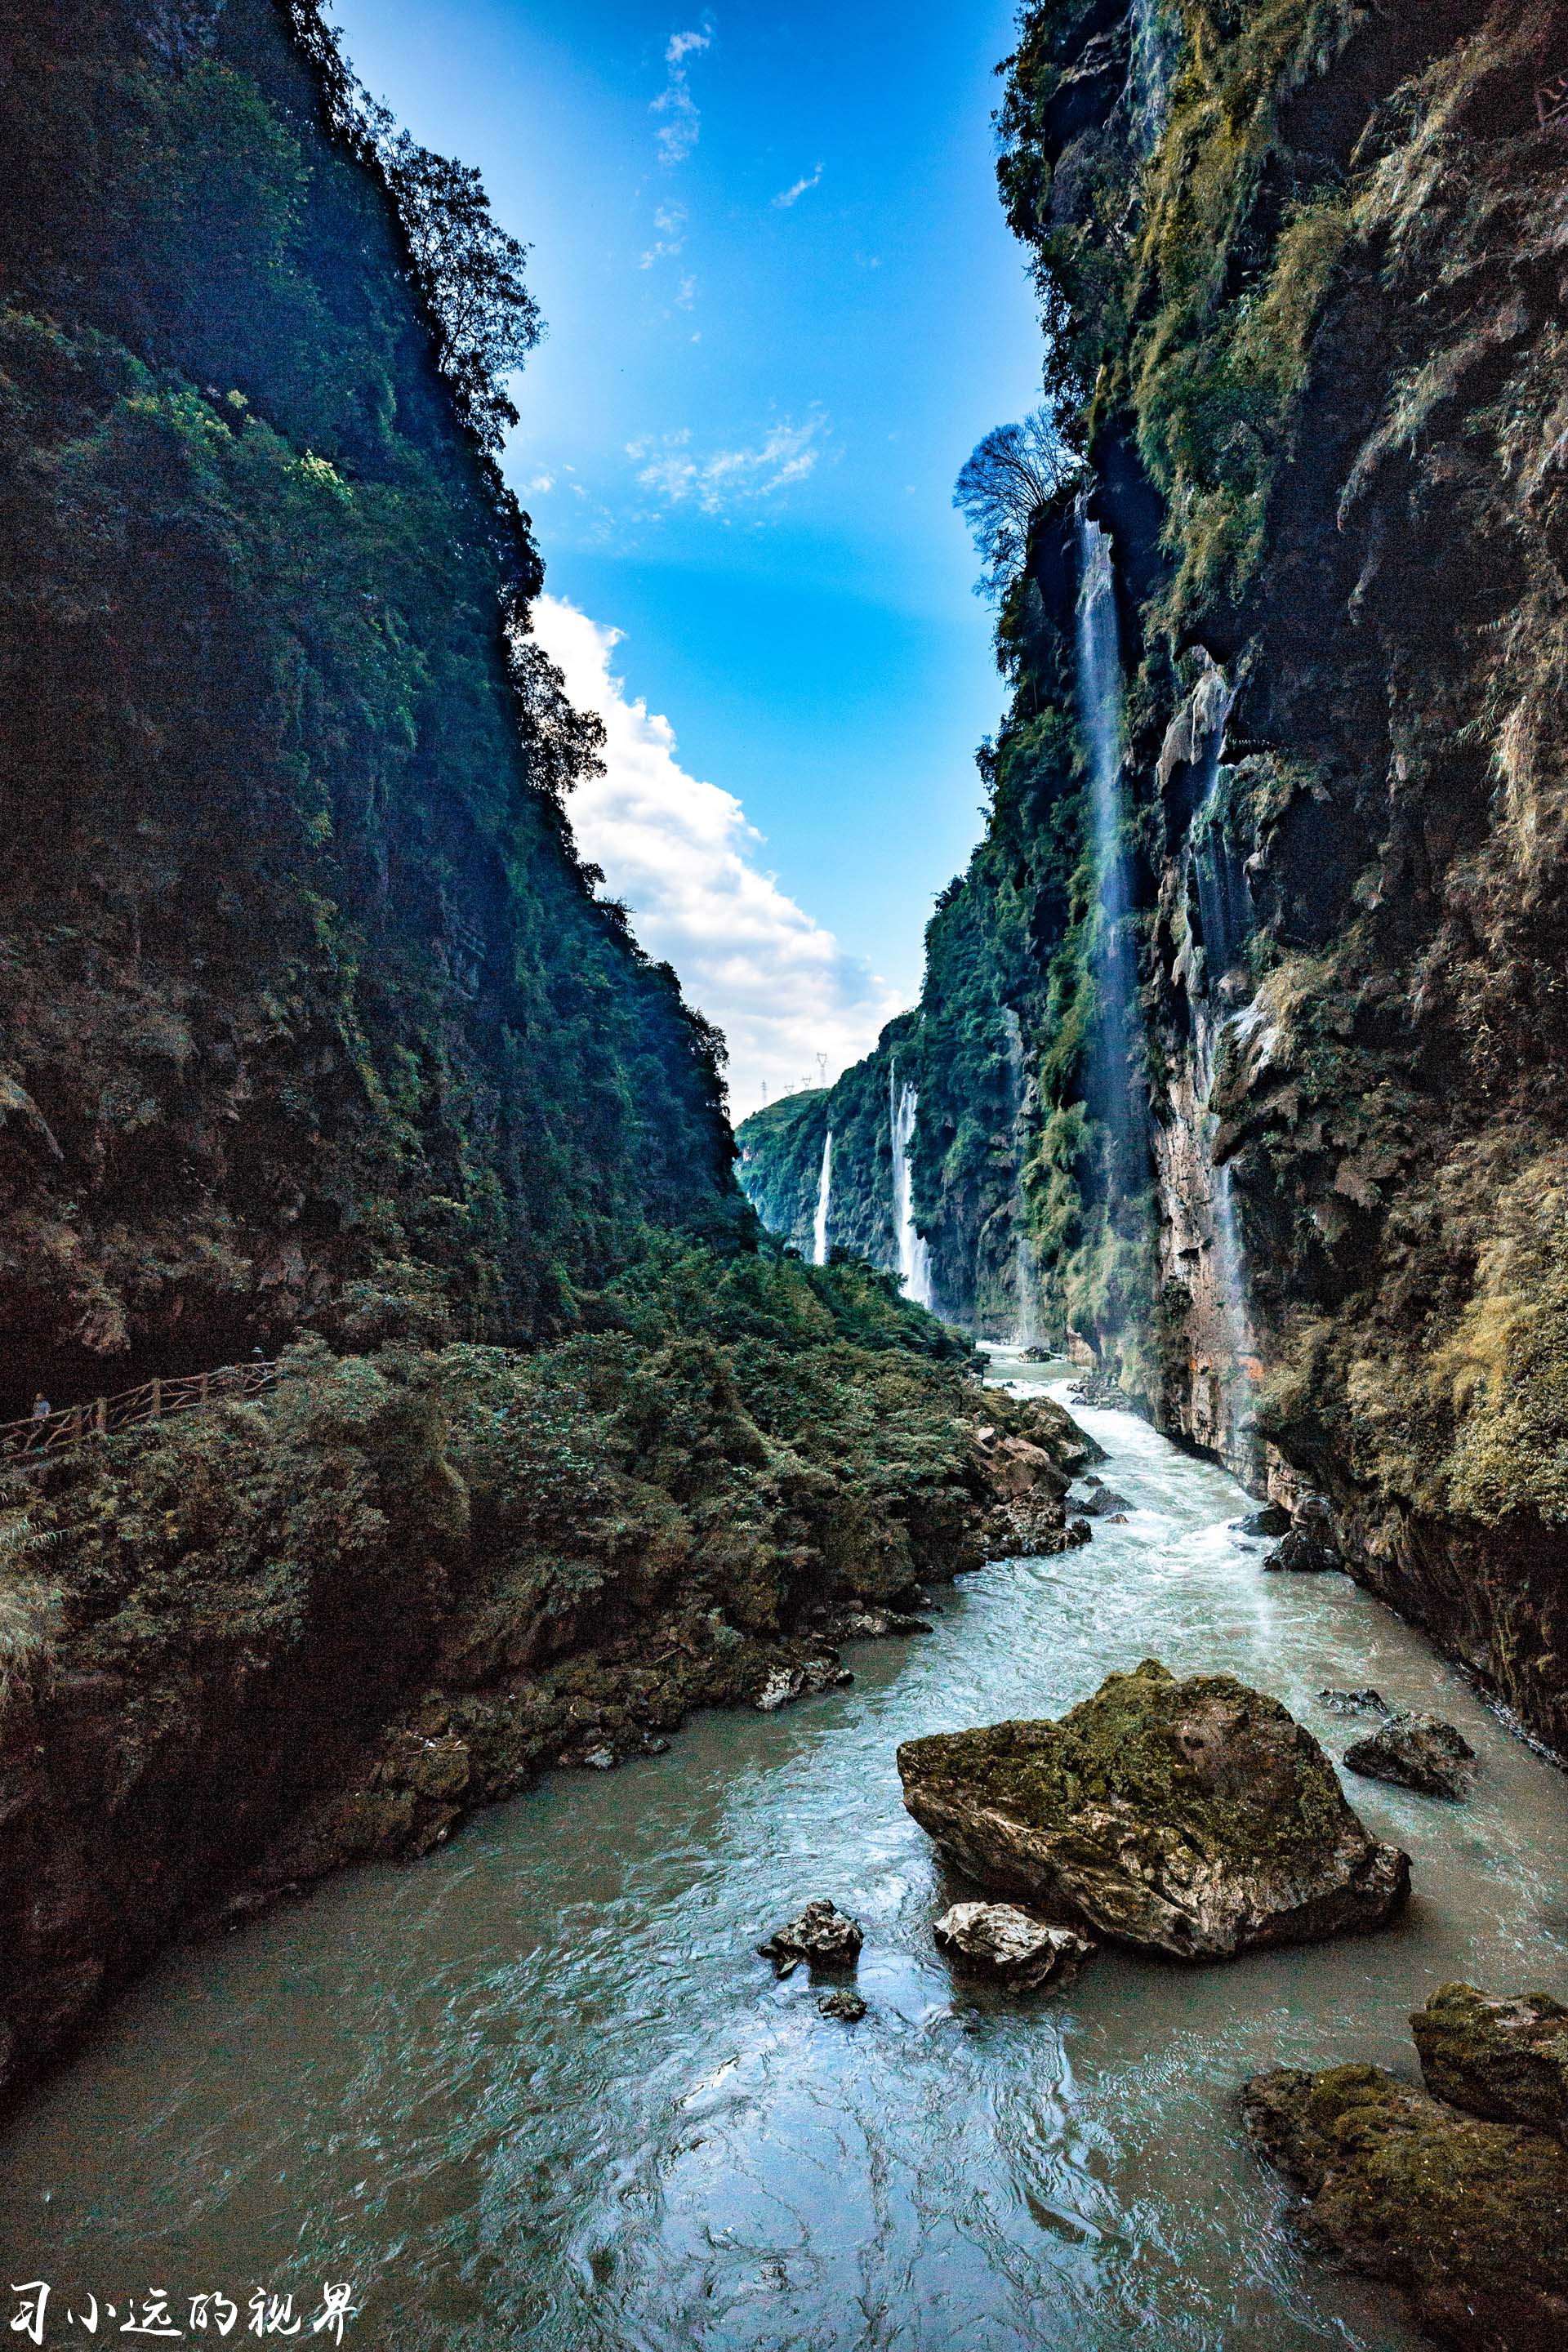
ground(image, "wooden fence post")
xmin=96 ymin=1396 xmax=107 ymax=1436
xmin=150 ymin=1377 xmax=161 ymax=1421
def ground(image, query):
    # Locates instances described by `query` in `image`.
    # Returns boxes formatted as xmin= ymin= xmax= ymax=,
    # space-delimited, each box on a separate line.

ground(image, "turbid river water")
xmin=7 ymin=1353 xmax=1568 ymax=2350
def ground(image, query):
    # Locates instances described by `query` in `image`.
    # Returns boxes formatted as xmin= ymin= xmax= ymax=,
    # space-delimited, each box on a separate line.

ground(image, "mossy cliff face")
xmin=0 ymin=0 xmax=741 ymax=1406
xmin=0 ymin=1245 xmax=1046 ymax=2105
xmin=800 ymin=0 xmax=1568 ymax=1747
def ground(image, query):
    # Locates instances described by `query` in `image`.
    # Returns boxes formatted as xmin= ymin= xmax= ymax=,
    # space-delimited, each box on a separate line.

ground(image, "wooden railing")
xmin=0 ymin=1361 xmax=278 ymax=1460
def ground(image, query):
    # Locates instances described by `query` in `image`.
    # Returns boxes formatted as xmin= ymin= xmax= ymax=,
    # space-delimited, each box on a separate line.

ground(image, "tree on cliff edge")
xmin=955 ymin=408 xmax=1078 ymax=599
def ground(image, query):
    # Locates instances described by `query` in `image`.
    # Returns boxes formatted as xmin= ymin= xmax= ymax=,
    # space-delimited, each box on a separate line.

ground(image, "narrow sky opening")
xmin=331 ymin=0 xmax=1044 ymax=1109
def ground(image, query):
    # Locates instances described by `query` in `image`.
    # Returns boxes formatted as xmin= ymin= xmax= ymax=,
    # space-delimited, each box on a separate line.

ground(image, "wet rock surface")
xmin=897 ymin=1661 xmax=1410 ymax=1960
xmin=1344 ymin=1710 xmax=1477 ymax=1800
xmin=932 ymin=1902 xmax=1095 ymax=1993
xmin=757 ymin=1900 xmax=864 ymax=1977
xmin=1243 ymin=2060 xmax=1568 ymax=2352
xmin=1413 ymin=1984 xmax=1568 ymax=2138
xmin=817 ymin=1989 xmax=867 ymax=2023
xmin=1074 ymin=1478 xmax=1133 ymax=1518
xmin=1238 ymin=1507 xmax=1291 ymax=1539
xmin=1263 ymin=1530 xmax=1345 ymax=1575
xmin=1318 ymin=1687 xmax=1388 ymax=1717
xmin=753 ymin=1658 xmax=853 ymax=1713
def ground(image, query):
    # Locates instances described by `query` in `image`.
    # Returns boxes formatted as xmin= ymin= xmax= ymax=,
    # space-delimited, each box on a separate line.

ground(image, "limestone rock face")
xmin=1413 ymin=1984 xmax=1568 ymax=2140
xmin=1242 ymin=2063 xmax=1568 ymax=2352
xmin=932 ymin=1902 xmax=1094 ymax=1992
xmin=896 ymin=1661 xmax=1410 ymax=1961
xmin=1344 ymin=1711 xmax=1477 ymax=1800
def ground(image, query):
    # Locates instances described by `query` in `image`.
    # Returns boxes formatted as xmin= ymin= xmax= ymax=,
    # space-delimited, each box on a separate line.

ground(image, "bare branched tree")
xmin=954 ymin=408 xmax=1080 ymax=600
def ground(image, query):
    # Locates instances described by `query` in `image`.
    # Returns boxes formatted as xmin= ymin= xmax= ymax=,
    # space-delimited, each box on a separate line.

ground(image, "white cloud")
xmin=532 ymin=595 xmax=900 ymax=1110
xmin=524 ymin=471 xmax=555 ymax=493
xmin=632 ymin=413 xmax=826 ymax=515
xmin=639 ymin=201 xmax=687 ymax=268
xmin=675 ymin=272 xmax=697 ymax=310
xmin=652 ymin=25 xmax=711 ymax=165
xmin=772 ymin=164 xmax=822 ymax=209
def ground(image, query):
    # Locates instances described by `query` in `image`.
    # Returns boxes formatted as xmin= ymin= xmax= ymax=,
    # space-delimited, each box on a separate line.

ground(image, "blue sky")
xmin=332 ymin=0 xmax=1043 ymax=1110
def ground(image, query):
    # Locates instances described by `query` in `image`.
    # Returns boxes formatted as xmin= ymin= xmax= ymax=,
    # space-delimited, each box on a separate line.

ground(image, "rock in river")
xmin=817 ymin=1989 xmax=867 ymax=2023
xmin=933 ymin=1903 xmax=1094 ymax=1993
xmin=758 ymin=1900 xmax=863 ymax=1977
xmin=1242 ymin=2062 xmax=1568 ymax=2352
xmin=1343 ymin=1709 xmax=1477 ymax=1799
xmin=1412 ymin=1983 xmax=1568 ymax=2137
xmin=896 ymin=1660 xmax=1410 ymax=1961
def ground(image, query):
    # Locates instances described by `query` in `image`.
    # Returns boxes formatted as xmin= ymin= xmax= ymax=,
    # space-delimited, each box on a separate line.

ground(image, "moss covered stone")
xmin=1413 ymin=1983 xmax=1568 ymax=2141
xmin=1242 ymin=2062 xmax=1568 ymax=2352
xmin=897 ymin=1659 xmax=1409 ymax=1958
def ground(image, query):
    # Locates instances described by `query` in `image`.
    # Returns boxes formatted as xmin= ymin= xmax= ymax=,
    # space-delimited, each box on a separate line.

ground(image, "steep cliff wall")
xmin=0 ymin=0 xmax=1040 ymax=2107
xmin=786 ymin=0 xmax=1568 ymax=1748
xmin=0 ymin=0 xmax=741 ymax=1413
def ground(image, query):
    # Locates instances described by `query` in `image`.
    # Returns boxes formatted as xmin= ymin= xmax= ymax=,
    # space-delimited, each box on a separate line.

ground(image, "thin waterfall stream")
xmin=7 ymin=1354 xmax=1567 ymax=2349
xmin=890 ymin=1067 xmax=934 ymax=1310
xmin=811 ymin=1128 xmax=832 ymax=1267
xmin=1073 ymin=498 xmax=1143 ymax=1168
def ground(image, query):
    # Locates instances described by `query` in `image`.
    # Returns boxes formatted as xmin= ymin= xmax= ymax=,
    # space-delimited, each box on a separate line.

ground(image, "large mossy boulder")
xmin=1242 ymin=2064 xmax=1568 ymax=2351
xmin=1413 ymin=1984 xmax=1568 ymax=2138
xmin=896 ymin=1660 xmax=1410 ymax=1960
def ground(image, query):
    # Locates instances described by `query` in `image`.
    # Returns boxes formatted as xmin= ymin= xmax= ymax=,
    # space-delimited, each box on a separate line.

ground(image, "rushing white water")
xmin=889 ymin=1071 xmax=934 ymax=1310
xmin=811 ymin=1128 xmax=832 ymax=1267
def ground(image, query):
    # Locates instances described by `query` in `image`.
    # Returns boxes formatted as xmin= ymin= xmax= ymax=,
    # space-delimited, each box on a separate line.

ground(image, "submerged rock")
xmin=1242 ymin=2062 xmax=1568 ymax=2352
xmin=817 ymin=1989 xmax=867 ymax=2023
xmin=758 ymin=1900 xmax=864 ymax=1977
xmin=896 ymin=1660 xmax=1410 ymax=1961
xmin=933 ymin=1902 xmax=1095 ymax=1993
xmin=1318 ymin=1687 xmax=1389 ymax=1717
xmin=1412 ymin=1984 xmax=1568 ymax=2138
xmin=1344 ymin=1710 xmax=1477 ymax=1799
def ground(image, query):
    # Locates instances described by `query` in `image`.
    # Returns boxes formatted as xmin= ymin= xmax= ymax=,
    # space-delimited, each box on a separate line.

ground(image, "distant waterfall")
xmin=812 ymin=1129 xmax=833 ymax=1267
xmin=889 ymin=1071 xmax=934 ymax=1310
xmin=1074 ymin=496 xmax=1143 ymax=1164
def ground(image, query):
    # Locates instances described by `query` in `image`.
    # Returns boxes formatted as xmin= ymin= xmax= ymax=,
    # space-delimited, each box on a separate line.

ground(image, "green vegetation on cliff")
xmin=764 ymin=0 xmax=1568 ymax=1748
xmin=0 ymin=0 xmax=740 ymax=1401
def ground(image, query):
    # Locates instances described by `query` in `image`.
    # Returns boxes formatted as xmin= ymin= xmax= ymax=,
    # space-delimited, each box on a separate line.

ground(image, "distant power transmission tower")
xmin=816 ymin=1052 xmax=828 ymax=1088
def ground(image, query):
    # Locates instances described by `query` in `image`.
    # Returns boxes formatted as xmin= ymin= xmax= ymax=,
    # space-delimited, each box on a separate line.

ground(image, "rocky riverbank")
xmin=0 ymin=1263 xmax=1094 ymax=2109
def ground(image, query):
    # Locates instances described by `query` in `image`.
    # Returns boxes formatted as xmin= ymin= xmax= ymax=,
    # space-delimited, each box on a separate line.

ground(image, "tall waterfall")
xmin=812 ymin=1129 xmax=833 ymax=1267
xmin=1187 ymin=667 xmax=1257 ymax=1462
xmin=1074 ymin=496 xmax=1143 ymax=1166
xmin=889 ymin=1071 xmax=934 ymax=1310
xmin=1003 ymin=1009 xmax=1040 ymax=1348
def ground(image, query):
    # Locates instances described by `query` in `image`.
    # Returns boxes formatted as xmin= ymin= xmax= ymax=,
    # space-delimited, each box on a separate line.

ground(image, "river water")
xmin=7 ymin=1354 xmax=1568 ymax=2350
